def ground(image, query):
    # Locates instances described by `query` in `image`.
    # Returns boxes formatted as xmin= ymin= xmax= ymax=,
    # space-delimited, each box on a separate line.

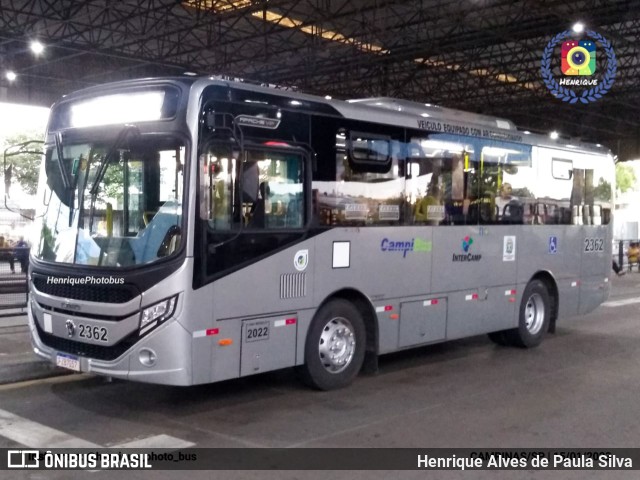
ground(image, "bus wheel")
xmin=299 ymin=299 xmax=366 ymax=390
xmin=505 ymin=280 xmax=550 ymax=348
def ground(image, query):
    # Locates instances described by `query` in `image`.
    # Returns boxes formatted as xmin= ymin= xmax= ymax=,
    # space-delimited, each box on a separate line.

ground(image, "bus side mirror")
xmin=157 ymin=225 xmax=181 ymax=257
xmin=4 ymin=163 xmax=12 ymax=196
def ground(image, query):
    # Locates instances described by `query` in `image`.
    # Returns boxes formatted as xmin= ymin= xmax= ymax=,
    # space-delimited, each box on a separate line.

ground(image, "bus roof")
xmin=196 ymin=77 xmax=611 ymax=157
xmin=55 ymin=76 xmax=612 ymax=157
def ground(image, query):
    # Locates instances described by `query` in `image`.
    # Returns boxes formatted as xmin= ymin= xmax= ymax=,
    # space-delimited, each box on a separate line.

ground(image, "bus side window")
xmin=244 ymin=150 xmax=304 ymax=229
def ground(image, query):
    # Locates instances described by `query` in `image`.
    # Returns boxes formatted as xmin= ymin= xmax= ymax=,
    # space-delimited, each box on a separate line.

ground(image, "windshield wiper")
xmin=73 ymin=125 xmax=139 ymax=263
xmin=86 ymin=125 xmax=138 ymax=231
xmin=54 ymin=132 xmax=71 ymax=191
xmin=90 ymin=124 xmax=139 ymax=196
xmin=53 ymin=132 xmax=76 ymax=226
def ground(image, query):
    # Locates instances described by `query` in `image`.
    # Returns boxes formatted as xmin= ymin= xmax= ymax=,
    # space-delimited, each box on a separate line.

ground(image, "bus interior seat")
xmin=501 ymin=201 xmax=524 ymax=224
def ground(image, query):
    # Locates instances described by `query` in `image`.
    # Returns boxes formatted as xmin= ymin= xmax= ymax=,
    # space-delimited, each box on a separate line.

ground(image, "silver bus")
xmin=29 ymin=77 xmax=614 ymax=389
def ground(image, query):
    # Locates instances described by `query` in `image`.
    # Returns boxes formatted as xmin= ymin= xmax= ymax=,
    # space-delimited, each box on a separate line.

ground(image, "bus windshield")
xmin=34 ymin=133 xmax=186 ymax=267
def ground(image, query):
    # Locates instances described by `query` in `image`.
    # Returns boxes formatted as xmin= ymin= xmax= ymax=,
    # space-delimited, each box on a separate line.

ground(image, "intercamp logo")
xmin=453 ymin=236 xmax=481 ymax=262
xmin=461 ymin=236 xmax=473 ymax=252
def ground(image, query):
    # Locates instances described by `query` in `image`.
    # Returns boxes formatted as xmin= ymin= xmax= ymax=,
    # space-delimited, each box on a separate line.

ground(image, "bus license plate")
xmin=245 ymin=321 xmax=270 ymax=343
xmin=56 ymin=353 xmax=80 ymax=372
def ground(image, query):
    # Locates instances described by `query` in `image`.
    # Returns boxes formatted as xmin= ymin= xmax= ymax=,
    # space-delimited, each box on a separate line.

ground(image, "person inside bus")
xmin=496 ymin=182 xmax=523 ymax=223
xmin=249 ymin=182 xmax=270 ymax=228
xmin=414 ymin=178 xmax=444 ymax=225
xmin=495 ymin=182 xmax=515 ymax=213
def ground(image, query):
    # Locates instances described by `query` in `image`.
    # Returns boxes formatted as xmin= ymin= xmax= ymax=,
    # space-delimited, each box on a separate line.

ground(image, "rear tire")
xmin=505 ymin=280 xmax=550 ymax=348
xmin=298 ymin=299 xmax=366 ymax=390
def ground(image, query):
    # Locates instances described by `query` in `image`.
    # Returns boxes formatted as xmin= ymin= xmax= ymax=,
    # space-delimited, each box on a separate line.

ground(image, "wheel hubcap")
xmin=318 ymin=317 xmax=356 ymax=374
xmin=524 ymin=293 xmax=545 ymax=335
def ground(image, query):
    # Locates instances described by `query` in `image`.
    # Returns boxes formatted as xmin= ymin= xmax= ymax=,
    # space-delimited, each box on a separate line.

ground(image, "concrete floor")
xmin=1 ymin=274 xmax=640 ymax=479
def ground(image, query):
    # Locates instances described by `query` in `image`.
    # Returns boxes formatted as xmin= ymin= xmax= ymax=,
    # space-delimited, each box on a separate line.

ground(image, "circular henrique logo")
xmin=541 ymin=30 xmax=616 ymax=104
xmin=294 ymin=249 xmax=309 ymax=271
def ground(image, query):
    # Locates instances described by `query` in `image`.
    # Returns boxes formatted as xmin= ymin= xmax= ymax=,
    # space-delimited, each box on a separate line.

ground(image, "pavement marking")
xmin=0 ymin=408 xmax=195 ymax=449
xmin=0 ymin=373 xmax=88 ymax=392
xmin=112 ymin=434 xmax=195 ymax=449
xmin=0 ymin=408 xmax=100 ymax=448
xmin=602 ymin=297 xmax=640 ymax=308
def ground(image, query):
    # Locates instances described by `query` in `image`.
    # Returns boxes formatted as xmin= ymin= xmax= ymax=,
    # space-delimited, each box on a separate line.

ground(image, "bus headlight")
xmin=139 ymin=295 xmax=178 ymax=336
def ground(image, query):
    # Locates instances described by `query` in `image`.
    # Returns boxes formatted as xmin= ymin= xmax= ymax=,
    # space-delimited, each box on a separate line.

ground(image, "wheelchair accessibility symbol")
xmin=549 ymin=236 xmax=558 ymax=254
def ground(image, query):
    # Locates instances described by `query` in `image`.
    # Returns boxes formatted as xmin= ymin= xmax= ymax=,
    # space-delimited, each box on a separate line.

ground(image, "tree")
xmin=2 ymin=132 xmax=44 ymax=195
xmin=593 ymin=178 xmax=612 ymax=201
xmin=616 ymin=163 xmax=636 ymax=194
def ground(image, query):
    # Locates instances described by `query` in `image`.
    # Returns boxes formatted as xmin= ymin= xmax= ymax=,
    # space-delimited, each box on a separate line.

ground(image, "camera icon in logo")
xmin=561 ymin=40 xmax=596 ymax=75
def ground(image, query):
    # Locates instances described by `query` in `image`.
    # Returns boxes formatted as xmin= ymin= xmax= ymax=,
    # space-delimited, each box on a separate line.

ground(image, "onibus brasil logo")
xmin=541 ymin=30 xmax=616 ymax=104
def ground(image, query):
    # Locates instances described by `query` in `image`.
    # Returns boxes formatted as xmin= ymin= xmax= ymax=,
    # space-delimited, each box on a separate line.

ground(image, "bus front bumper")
xmin=28 ymin=306 xmax=193 ymax=386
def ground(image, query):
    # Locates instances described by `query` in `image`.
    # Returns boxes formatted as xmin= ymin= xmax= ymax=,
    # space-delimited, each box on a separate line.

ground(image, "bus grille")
xmin=32 ymin=275 xmax=139 ymax=304
xmin=34 ymin=315 xmax=138 ymax=361
xmin=280 ymin=273 xmax=306 ymax=299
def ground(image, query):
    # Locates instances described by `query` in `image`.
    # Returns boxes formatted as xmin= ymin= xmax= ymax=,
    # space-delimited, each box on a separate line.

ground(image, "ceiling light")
xmin=5 ymin=71 xmax=17 ymax=81
xmin=550 ymin=131 xmax=559 ymax=140
xmin=572 ymin=22 xmax=584 ymax=33
xmin=30 ymin=40 xmax=44 ymax=55
xmin=523 ymin=130 xmax=531 ymax=134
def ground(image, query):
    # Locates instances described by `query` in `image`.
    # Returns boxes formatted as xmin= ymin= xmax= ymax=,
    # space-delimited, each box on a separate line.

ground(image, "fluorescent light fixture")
xmin=71 ymin=91 xmax=165 ymax=128
xmin=572 ymin=22 xmax=584 ymax=33
xmin=290 ymin=100 xmax=302 ymax=106
xmin=420 ymin=113 xmax=430 ymax=117
xmin=5 ymin=71 xmax=16 ymax=81
xmin=30 ymin=40 xmax=44 ymax=55
xmin=421 ymin=140 xmax=465 ymax=154
xmin=550 ymin=131 xmax=559 ymax=140
xmin=483 ymin=147 xmax=522 ymax=156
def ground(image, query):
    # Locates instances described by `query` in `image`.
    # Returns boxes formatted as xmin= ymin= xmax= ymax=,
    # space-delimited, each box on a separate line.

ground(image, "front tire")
xmin=505 ymin=280 xmax=551 ymax=348
xmin=298 ymin=299 xmax=366 ymax=390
